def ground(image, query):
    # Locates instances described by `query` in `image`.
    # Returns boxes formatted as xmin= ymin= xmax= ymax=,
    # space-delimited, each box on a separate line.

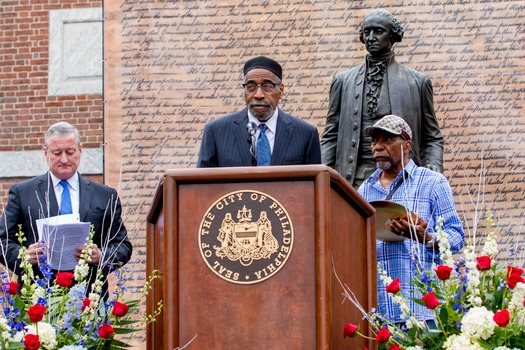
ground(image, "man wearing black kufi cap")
xmin=197 ymin=56 xmax=321 ymax=167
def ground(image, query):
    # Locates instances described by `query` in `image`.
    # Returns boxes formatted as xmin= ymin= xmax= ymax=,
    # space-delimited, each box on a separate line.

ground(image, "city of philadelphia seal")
xmin=198 ymin=190 xmax=294 ymax=284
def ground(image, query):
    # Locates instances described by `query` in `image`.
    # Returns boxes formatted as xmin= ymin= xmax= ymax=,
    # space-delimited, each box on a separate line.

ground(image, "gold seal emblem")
xmin=199 ymin=190 xmax=294 ymax=284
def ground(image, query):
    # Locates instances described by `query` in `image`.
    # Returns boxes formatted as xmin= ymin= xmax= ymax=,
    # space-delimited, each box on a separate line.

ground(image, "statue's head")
xmin=359 ymin=9 xmax=404 ymax=46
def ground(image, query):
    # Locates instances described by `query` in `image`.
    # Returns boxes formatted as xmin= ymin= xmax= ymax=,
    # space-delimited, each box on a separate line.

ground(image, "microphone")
xmin=246 ymin=122 xmax=257 ymax=164
xmin=246 ymin=122 xmax=257 ymax=144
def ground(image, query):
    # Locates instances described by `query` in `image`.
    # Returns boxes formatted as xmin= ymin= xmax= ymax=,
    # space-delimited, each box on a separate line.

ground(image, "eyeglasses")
xmin=242 ymin=81 xmax=279 ymax=94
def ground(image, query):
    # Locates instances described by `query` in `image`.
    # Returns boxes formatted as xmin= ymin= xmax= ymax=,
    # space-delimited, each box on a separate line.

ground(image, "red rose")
xmin=343 ymin=322 xmax=359 ymax=338
xmin=98 ymin=323 xmax=115 ymax=338
xmin=386 ymin=278 xmax=401 ymax=294
xmin=4 ymin=281 xmax=20 ymax=295
xmin=81 ymin=298 xmax=92 ymax=312
xmin=434 ymin=265 xmax=453 ymax=280
xmin=27 ymin=304 xmax=46 ymax=323
xmin=389 ymin=344 xmax=401 ymax=350
xmin=422 ymin=291 xmax=440 ymax=309
xmin=112 ymin=301 xmax=129 ymax=317
xmin=493 ymin=309 xmax=510 ymax=327
xmin=507 ymin=266 xmax=525 ymax=289
xmin=24 ymin=334 xmax=40 ymax=350
xmin=55 ymin=272 xmax=75 ymax=288
xmin=376 ymin=326 xmax=391 ymax=343
xmin=476 ymin=256 xmax=492 ymax=271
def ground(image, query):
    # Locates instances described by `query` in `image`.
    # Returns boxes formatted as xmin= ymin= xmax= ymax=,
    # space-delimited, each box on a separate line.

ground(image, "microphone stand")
xmin=247 ymin=122 xmax=257 ymax=166
xmin=248 ymin=134 xmax=256 ymax=166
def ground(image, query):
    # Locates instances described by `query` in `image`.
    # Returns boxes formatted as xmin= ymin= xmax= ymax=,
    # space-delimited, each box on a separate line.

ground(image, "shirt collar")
xmin=248 ymin=107 xmax=279 ymax=134
xmin=50 ymin=172 xmax=79 ymax=191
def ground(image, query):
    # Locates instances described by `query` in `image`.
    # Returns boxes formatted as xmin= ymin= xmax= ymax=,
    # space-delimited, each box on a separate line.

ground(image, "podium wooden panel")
xmin=147 ymin=165 xmax=376 ymax=349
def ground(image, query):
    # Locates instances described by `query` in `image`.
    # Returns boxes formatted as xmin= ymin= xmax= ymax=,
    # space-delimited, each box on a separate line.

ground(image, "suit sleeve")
xmin=98 ymin=188 xmax=132 ymax=270
xmin=0 ymin=184 xmax=25 ymax=275
xmin=306 ymin=127 xmax=322 ymax=164
xmin=197 ymin=123 xmax=218 ymax=168
xmin=420 ymin=77 xmax=444 ymax=172
xmin=320 ymin=75 xmax=343 ymax=168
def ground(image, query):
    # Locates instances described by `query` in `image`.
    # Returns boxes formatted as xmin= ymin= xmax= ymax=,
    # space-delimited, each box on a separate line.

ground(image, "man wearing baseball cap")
xmin=197 ymin=56 xmax=321 ymax=167
xmin=358 ymin=114 xmax=464 ymax=326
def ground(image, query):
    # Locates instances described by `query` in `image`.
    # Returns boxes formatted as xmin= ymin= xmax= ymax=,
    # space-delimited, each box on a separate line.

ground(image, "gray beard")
xmin=249 ymin=105 xmax=275 ymax=122
xmin=376 ymin=160 xmax=392 ymax=170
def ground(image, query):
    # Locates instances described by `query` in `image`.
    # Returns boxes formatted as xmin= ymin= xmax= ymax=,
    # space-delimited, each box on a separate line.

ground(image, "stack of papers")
xmin=36 ymin=214 xmax=91 ymax=270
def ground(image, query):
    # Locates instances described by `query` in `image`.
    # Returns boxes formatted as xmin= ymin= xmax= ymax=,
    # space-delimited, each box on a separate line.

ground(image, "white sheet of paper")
xmin=36 ymin=213 xmax=80 ymax=239
xmin=37 ymin=216 xmax=91 ymax=270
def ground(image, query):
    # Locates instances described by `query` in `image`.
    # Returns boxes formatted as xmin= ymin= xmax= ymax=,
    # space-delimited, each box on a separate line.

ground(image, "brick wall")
xmin=0 ymin=0 xmax=104 ymax=212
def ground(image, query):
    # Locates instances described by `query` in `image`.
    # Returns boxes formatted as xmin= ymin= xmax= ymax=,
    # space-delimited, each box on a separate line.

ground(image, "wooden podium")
xmin=146 ymin=165 xmax=376 ymax=349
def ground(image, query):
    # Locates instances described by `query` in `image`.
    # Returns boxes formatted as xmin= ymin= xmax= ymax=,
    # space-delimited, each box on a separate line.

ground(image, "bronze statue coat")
xmin=320 ymin=54 xmax=444 ymax=185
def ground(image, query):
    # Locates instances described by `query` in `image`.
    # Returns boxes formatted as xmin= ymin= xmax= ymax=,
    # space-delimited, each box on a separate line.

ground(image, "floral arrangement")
xmin=342 ymin=210 xmax=525 ymax=350
xmin=0 ymin=226 xmax=162 ymax=350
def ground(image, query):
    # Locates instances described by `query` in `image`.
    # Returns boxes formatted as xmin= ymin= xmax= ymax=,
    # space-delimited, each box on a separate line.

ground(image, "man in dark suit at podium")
xmin=197 ymin=56 xmax=321 ymax=167
xmin=0 ymin=122 xmax=132 ymax=297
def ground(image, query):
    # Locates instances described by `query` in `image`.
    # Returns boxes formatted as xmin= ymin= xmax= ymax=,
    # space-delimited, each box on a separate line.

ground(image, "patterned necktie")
xmin=256 ymin=124 xmax=271 ymax=166
xmin=59 ymin=180 xmax=72 ymax=215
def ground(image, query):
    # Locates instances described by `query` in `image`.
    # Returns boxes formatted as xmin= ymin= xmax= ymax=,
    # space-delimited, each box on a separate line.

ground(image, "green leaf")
xmin=113 ymin=327 xmax=139 ymax=334
xmin=439 ymin=305 xmax=449 ymax=325
xmin=113 ymin=319 xmax=140 ymax=326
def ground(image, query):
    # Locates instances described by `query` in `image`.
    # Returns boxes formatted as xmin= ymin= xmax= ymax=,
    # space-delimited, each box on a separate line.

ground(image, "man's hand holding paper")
xmin=36 ymin=214 xmax=91 ymax=271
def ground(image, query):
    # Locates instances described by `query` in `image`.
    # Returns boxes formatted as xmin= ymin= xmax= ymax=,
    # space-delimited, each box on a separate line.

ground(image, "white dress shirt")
xmin=50 ymin=172 xmax=80 ymax=214
xmin=248 ymin=107 xmax=279 ymax=153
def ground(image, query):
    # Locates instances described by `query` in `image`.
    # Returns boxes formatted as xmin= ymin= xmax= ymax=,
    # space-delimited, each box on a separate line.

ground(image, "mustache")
xmin=250 ymin=102 xmax=270 ymax=107
xmin=374 ymin=153 xmax=390 ymax=159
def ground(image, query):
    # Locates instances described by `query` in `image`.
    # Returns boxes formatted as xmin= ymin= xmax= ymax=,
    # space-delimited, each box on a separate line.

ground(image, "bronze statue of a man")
xmin=320 ymin=9 xmax=444 ymax=188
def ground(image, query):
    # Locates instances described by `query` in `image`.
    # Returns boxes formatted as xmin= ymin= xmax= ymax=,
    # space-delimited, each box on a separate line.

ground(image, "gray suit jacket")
xmin=197 ymin=107 xmax=321 ymax=167
xmin=0 ymin=173 xmax=132 ymax=295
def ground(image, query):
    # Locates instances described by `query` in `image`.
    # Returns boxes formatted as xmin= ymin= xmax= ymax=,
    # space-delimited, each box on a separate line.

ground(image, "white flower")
xmin=436 ymin=217 xmax=455 ymax=266
xmin=509 ymin=282 xmax=525 ymax=311
xmin=30 ymin=285 xmax=46 ymax=304
xmin=26 ymin=322 xmax=57 ymax=349
xmin=405 ymin=316 xmax=425 ymax=330
xmin=377 ymin=262 xmax=393 ymax=286
xmin=74 ymin=260 xmax=89 ymax=280
xmin=481 ymin=210 xmax=499 ymax=257
xmin=406 ymin=346 xmax=424 ymax=350
xmin=443 ymin=334 xmax=484 ymax=350
xmin=0 ymin=316 xmax=10 ymax=333
xmin=461 ymin=306 xmax=495 ymax=340
xmin=494 ymin=347 xmax=521 ymax=350
xmin=12 ymin=331 xmax=24 ymax=342
xmin=57 ymin=346 xmax=88 ymax=350
xmin=463 ymin=244 xmax=482 ymax=305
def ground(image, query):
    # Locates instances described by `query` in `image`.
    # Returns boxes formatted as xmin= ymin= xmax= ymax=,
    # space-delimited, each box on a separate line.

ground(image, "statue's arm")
xmin=320 ymin=75 xmax=344 ymax=168
xmin=420 ymin=77 xmax=444 ymax=172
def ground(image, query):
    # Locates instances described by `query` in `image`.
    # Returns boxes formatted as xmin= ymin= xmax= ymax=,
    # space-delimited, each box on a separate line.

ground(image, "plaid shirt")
xmin=358 ymin=160 xmax=464 ymax=323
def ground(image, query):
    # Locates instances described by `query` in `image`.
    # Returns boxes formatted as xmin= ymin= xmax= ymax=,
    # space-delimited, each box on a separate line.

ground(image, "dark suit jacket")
xmin=321 ymin=54 xmax=444 ymax=186
xmin=0 ymin=173 xmax=132 ymax=296
xmin=197 ymin=108 xmax=321 ymax=167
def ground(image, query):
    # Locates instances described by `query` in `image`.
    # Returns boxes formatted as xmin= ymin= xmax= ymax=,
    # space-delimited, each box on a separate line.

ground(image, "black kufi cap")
xmin=243 ymin=56 xmax=282 ymax=80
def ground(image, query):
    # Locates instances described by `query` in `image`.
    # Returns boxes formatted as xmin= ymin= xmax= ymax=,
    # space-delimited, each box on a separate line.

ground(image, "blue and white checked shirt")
xmin=358 ymin=160 xmax=464 ymax=323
